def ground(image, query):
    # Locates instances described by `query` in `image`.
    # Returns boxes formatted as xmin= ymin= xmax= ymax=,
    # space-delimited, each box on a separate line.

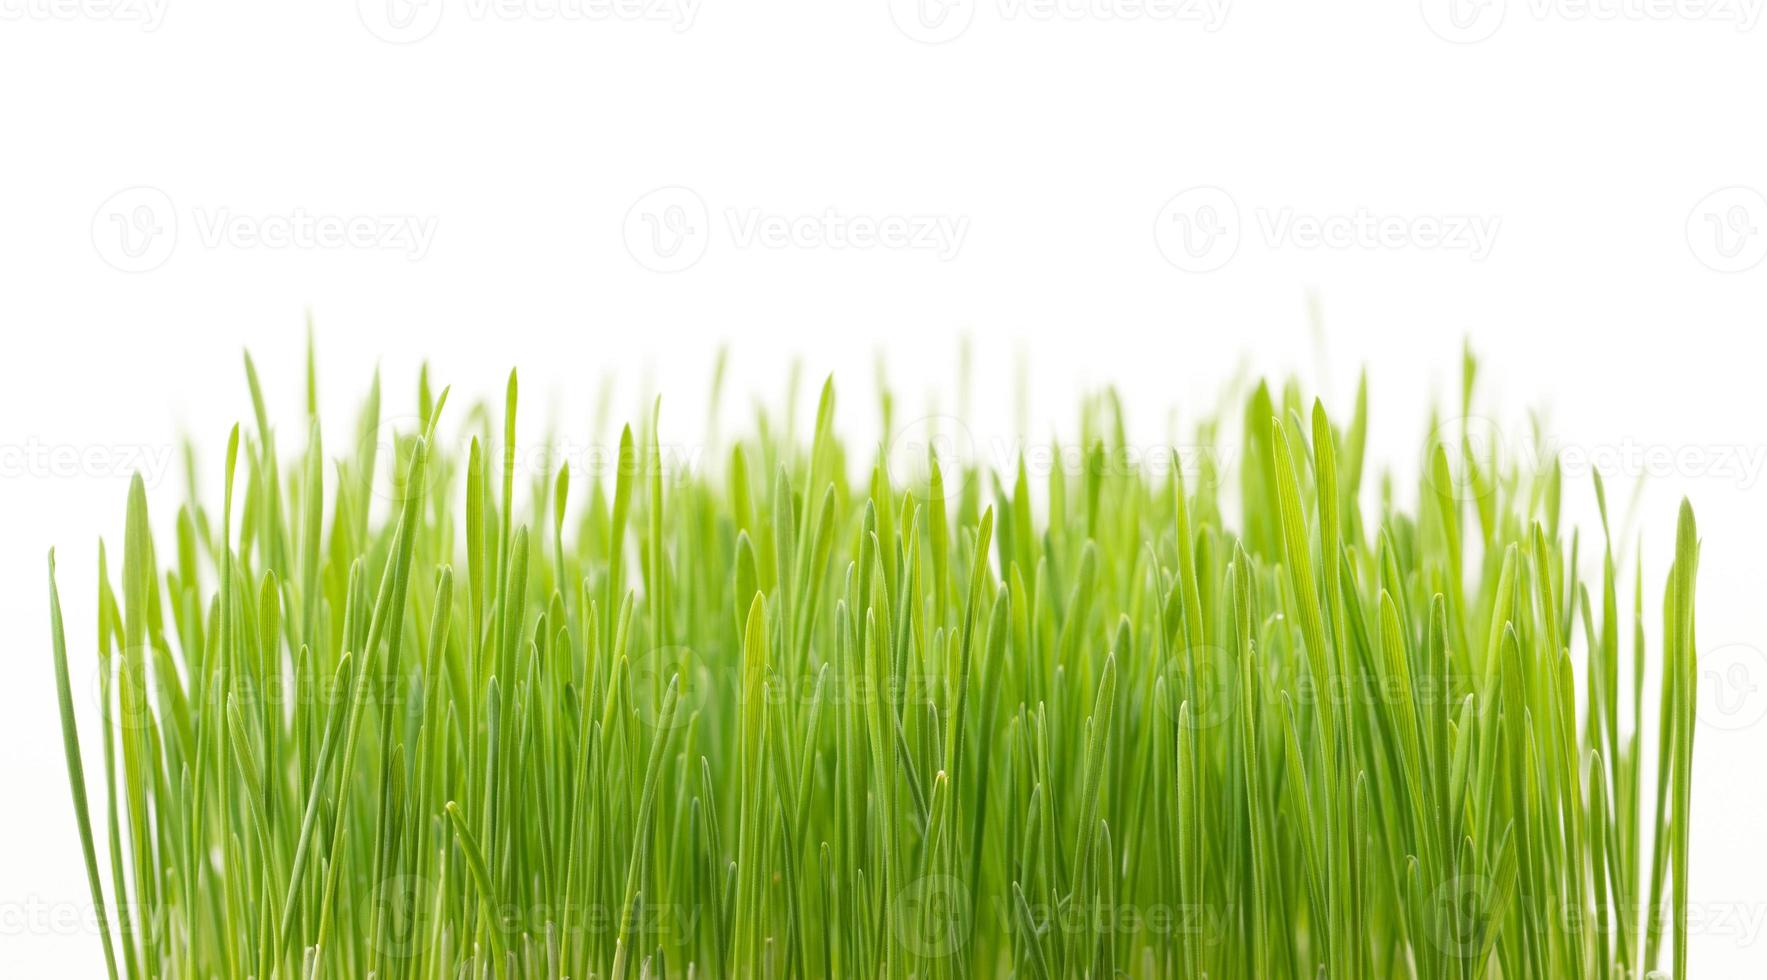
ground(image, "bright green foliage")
xmin=48 ymin=344 xmax=1700 ymax=979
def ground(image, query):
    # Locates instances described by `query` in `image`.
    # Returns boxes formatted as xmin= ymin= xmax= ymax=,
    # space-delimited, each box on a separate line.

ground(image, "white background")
xmin=3 ymin=1 xmax=1766 ymax=974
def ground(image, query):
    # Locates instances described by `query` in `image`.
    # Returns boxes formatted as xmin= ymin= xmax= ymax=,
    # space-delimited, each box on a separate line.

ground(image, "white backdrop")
xmin=2 ymin=1 xmax=1765 ymax=974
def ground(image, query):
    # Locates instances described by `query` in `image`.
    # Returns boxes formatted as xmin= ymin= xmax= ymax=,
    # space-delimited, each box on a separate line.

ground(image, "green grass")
xmin=48 ymin=341 xmax=1700 ymax=979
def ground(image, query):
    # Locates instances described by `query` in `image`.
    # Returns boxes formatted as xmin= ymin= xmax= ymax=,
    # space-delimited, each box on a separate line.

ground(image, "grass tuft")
xmin=49 ymin=345 xmax=1700 ymax=978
